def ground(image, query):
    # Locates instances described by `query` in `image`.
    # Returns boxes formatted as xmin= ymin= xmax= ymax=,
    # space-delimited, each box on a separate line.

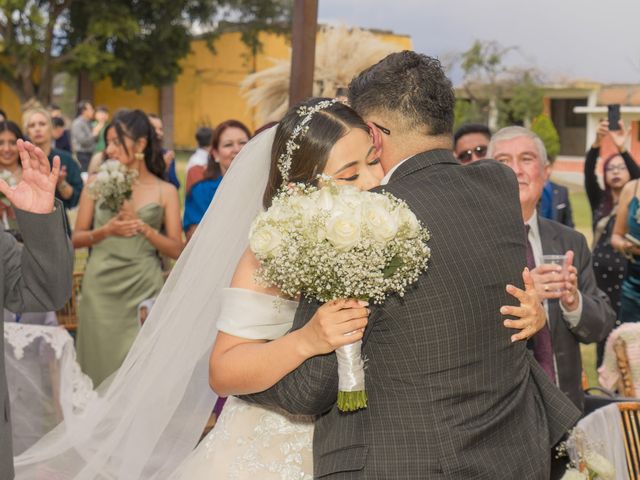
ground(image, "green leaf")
xmin=383 ymin=255 xmax=403 ymax=278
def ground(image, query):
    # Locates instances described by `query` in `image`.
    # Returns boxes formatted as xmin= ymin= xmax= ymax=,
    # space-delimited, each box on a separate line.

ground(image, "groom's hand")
xmin=0 ymin=140 xmax=60 ymax=214
xmin=501 ymin=267 xmax=546 ymax=342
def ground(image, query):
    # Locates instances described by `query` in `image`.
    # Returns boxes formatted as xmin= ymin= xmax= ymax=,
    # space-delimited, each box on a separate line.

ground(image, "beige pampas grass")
xmin=241 ymin=25 xmax=402 ymax=125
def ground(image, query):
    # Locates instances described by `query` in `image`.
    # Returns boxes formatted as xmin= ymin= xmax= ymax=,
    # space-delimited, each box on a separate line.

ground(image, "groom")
xmin=242 ymin=52 xmax=580 ymax=478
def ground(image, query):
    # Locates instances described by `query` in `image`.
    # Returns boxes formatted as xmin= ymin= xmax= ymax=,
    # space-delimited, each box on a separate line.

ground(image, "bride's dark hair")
xmin=263 ymin=97 xmax=369 ymax=208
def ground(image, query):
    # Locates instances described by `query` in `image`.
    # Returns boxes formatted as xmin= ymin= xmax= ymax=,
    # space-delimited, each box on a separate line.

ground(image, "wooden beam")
xmin=288 ymin=0 xmax=318 ymax=107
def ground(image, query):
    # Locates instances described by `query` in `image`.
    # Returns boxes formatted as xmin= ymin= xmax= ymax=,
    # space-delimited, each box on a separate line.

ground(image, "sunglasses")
xmin=457 ymin=145 xmax=488 ymax=163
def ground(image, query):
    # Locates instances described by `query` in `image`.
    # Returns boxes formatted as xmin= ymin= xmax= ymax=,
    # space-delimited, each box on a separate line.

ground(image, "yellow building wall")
xmin=0 ymin=84 xmax=23 ymax=126
xmin=93 ymin=79 xmax=159 ymax=116
xmin=0 ymin=29 xmax=410 ymax=149
xmin=172 ymin=30 xmax=411 ymax=148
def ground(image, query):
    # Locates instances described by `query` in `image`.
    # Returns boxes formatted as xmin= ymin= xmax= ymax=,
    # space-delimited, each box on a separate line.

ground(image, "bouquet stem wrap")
xmin=336 ymin=340 xmax=367 ymax=412
xmin=1 ymin=211 xmax=8 ymax=231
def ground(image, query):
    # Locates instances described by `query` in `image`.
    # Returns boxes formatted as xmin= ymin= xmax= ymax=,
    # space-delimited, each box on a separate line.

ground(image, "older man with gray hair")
xmin=488 ymin=126 xmax=615 ymax=413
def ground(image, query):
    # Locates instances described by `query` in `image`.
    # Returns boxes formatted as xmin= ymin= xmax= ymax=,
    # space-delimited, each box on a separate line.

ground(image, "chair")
xmin=56 ymin=272 xmax=84 ymax=333
xmin=619 ymin=402 xmax=640 ymax=479
xmin=615 ymin=337 xmax=636 ymax=398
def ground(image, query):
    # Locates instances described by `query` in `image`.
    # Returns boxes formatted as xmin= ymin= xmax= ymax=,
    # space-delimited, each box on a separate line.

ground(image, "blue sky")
xmin=318 ymin=0 xmax=640 ymax=85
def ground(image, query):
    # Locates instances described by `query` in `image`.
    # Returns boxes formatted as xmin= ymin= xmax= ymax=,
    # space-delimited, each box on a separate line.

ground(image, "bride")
xmin=15 ymin=98 xmax=544 ymax=479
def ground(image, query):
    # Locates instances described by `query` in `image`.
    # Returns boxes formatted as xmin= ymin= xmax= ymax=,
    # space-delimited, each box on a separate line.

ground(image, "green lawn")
xmin=567 ymin=189 xmax=600 ymax=389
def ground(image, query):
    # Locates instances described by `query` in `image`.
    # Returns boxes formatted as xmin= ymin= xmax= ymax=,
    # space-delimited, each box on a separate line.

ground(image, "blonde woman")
xmin=23 ymin=107 xmax=83 ymax=217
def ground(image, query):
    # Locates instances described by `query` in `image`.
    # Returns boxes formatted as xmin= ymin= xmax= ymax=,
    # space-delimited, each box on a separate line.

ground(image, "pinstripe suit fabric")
xmin=242 ymin=150 xmax=580 ymax=479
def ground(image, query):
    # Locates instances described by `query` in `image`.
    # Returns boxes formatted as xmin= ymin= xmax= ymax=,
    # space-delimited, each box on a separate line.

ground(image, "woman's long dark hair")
xmin=108 ymin=109 xmax=165 ymax=179
xmin=0 ymin=121 xmax=24 ymax=166
xmin=203 ymin=120 xmax=252 ymax=181
xmin=263 ymin=98 xmax=369 ymax=208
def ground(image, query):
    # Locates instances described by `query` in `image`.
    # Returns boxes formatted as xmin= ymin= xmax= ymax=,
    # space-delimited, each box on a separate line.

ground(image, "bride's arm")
xmin=209 ymin=249 xmax=369 ymax=397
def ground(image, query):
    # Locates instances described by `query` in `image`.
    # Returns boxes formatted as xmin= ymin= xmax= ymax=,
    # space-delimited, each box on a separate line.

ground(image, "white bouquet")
xmin=88 ymin=160 xmax=137 ymax=213
xmin=0 ymin=169 xmax=17 ymax=230
xmin=249 ymin=178 xmax=431 ymax=412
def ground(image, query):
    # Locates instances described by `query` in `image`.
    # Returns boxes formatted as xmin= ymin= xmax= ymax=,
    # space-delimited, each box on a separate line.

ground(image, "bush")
xmin=531 ymin=114 xmax=560 ymax=160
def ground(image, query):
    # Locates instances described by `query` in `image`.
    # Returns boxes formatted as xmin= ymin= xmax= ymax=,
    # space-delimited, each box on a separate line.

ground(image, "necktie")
xmin=525 ymin=225 xmax=556 ymax=383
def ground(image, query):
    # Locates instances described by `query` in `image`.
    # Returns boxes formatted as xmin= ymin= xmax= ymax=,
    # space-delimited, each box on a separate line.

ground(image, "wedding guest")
xmin=0 ymin=121 xmax=24 ymax=237
xmin=453 ymin=123 xmax=491 ymax=164
xmin=73 ymin=109 xmax=184 ymax=386
xmin=71 ymin=100 xmax=103 ymax=173
xmin=185 ymin=127 xmax=213 ymax=178
xmin=48 ymin=104 xmax=63 ymax=119
xmin=52 ymin=116 xmax=72 ymax=154
xmin=93 ymin=106 xmax=110 ymax=153
xmin=489 ymin=126 xmax=616 ymax=412
xmin=540 ymin=157 xmax=574 ymax=228
xmin=23 ymin=108 xmax=82 ymax=222
xmin=183 ymin=120 xmax=251 ymax=240
xmin=585 ymin=119 xmax=640 ymax=365
xmin=148 ymin=113 xmax=180 ymax=190
xmin=612 ymin=177 xmax=640 ymax=323
xmin=0 ymin=139 xmax=74 ymax=478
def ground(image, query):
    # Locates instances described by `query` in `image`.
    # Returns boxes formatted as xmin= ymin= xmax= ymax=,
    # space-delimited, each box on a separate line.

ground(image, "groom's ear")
xmin=367 ymin=122 xmax=383 ymax=154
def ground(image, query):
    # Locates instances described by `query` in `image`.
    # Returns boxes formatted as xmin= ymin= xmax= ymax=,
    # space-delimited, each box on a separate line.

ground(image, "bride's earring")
xmin=135 ymin=152 xmax=144 ymax=162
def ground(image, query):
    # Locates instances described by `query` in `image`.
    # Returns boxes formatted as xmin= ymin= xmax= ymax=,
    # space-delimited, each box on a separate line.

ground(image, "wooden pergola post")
xmin=288 ymin=0 xmax=318 ymax=107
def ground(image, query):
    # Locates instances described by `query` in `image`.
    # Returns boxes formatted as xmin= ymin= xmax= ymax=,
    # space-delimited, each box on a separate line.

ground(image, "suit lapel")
xmin=387 ymin=149 xmax=459 ymax=183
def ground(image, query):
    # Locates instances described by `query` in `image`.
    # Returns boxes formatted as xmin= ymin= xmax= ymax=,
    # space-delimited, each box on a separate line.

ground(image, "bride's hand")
xmin=299 ymin=299 xmax=369 ymax=357
xmin=500 ymin=267 xmax=546 ymax=342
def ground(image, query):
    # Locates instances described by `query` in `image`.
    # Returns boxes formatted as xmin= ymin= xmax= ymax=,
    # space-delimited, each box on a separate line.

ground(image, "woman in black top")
xmin=585 ymin=120 xmax=640 ymax=365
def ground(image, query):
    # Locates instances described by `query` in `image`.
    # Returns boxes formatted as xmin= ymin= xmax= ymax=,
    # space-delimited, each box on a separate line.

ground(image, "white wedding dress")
xmin=169 ymin=288 xmax=314 ymax=479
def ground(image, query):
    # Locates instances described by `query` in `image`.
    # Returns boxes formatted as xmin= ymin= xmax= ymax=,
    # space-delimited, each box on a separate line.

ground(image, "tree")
xmin=455 ymin=40 xmax=544 ymax=130
xmin=531 ymin=114 xmax=560 ymax=160
xmin=0 ymin=0 xmax=292 ymax=106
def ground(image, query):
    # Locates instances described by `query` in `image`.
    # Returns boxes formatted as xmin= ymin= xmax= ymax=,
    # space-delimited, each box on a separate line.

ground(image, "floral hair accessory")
xmin=277 ymin=99 xmax=338 ymax=186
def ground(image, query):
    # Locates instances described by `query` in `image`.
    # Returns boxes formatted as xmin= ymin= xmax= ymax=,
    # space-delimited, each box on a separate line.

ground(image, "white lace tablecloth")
xmin=4 ymin=323 xmax=95 ymax=455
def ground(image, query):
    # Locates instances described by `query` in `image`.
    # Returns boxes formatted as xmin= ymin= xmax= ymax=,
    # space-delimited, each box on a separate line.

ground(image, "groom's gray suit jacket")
xmin=0 ymin=202 xmax=73 ymax=479
xmin=242 ymin=150 xmax=581 ymax=479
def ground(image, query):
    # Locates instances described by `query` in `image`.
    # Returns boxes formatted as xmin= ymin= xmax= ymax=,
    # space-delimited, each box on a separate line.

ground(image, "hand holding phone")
xmin=608 ymin=104 xmax=621 ymax=131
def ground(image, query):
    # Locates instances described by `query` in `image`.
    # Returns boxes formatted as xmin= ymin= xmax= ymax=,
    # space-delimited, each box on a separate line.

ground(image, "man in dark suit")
xmin=0 ymin=140 xmax=74 ymax=477
xmin=241 ymin=52 xmax=580 ymax=478
xmin=539 ymin=161 xmax=574 ymax=228
xmin=489 ymin=126 xmax=615 ymax=412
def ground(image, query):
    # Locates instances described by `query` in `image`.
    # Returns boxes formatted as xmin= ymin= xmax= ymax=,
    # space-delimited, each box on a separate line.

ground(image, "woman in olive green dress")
xmin=72 ymin=109 xmax=184 ymax=386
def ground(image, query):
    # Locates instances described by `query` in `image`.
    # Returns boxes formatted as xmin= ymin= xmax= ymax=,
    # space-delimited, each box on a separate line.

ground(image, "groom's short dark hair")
xmin=348 ymin=51 xmax=455 ymax=136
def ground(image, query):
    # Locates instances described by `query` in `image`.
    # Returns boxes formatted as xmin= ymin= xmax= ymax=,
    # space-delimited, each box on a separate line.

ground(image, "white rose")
xmin=325 ymin=212 xmax=361 ymax=250
xmin=363 ymin=201 xmax=398 ymax=243
xmin=289 ymin=195 xmax=316 ymax=222
xmin=336 ymin=185 xmax=363 ymax=207
xmin=559 ymin=469 xmax=587 ymax=480
xmin=249 ymin=225 xmax=282 ymax=258
xmin=399 ymin=206 xmax=421 ymax=238
xmin=317 ymin=187 xmax=335 ymax=211
xmin=584 ymin=452 xmax=615 ymax=480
